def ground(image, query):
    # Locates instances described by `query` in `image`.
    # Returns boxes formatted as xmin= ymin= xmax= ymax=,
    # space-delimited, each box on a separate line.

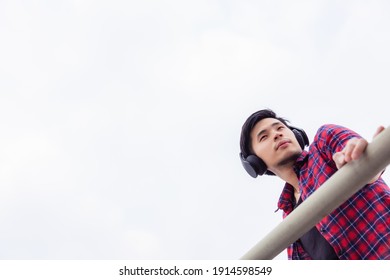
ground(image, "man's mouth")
xmin=276 ymin=140 xmax=291 ymax=150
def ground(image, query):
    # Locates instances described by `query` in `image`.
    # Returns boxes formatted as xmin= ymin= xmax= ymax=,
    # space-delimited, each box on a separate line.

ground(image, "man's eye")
xmin=260 ymin=135 xmax=267 ymax=141
xmin=278 ymin=126 xmax=284 ymax=130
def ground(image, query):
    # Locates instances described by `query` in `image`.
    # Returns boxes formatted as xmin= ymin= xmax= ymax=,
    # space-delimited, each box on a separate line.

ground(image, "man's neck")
xmin=275 ymin=166 xmax=299 ymax=192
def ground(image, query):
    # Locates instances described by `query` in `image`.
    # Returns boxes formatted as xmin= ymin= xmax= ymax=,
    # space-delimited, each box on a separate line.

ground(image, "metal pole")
xmin=240 ymin=126 xmax=390 ymax=260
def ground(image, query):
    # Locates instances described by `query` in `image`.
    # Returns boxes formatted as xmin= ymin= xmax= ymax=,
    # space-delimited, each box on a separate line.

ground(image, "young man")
xmin=239 ymin=109 xmax=390 ymax=260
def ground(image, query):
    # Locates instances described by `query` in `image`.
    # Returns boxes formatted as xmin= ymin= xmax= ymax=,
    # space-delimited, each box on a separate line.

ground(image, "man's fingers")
xmin=333 ymin=152 xmax=346 ymax=169
xmin=351 ymin=138 xmax=368 ymax=160
xmin=333 ymin=128 xmax=381 ymax=169
xmin=343 ymin=138 xmax=357 ymax=162
xmin=341 ymin=138 xmax=368 ymax=162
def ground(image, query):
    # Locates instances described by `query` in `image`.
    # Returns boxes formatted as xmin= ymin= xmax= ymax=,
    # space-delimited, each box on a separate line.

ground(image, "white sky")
xmin=0 ymin=0 xmax=389 ymax=260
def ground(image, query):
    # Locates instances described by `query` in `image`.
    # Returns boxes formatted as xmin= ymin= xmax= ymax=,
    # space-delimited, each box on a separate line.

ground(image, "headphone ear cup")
xmin=240 ymin=153 xmax=268 ymax=177
xmin=292 ymin=128 xmax=309 ymax=149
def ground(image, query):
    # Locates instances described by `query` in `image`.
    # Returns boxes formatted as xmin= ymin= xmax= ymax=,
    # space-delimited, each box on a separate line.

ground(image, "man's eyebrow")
xmin=256 ymin=122 xmax=283 ymax=140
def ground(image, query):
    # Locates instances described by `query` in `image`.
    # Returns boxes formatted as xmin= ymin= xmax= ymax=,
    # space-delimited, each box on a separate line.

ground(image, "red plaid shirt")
xmin=278 ymin=124 xmax=390 ymax=260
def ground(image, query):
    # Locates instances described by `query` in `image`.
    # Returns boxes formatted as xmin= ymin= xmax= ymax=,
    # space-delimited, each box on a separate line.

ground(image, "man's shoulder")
xmin=315 ymin=124 xmax=347 ymax=134
xmin=314 ymin=124 xmax=354 ymax=140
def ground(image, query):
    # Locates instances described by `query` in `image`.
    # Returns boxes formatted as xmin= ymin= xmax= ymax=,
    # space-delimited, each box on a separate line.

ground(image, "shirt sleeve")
xmin=312 ymin=124 xmax=362 ymax=162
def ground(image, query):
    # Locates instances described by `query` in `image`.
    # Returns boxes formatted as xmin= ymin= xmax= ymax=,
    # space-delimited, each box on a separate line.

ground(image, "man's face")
xmin=250 ymin=118 xmax=302 ymax=172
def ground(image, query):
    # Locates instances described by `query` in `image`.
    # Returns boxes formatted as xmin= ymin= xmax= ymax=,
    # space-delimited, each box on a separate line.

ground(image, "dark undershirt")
xmin=294 ymin=196 xmax=339 ymax=260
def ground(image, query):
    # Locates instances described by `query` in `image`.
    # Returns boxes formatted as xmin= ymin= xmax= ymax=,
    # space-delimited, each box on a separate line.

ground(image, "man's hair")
xmin=240 ymin=109 xmax=290 ymax=157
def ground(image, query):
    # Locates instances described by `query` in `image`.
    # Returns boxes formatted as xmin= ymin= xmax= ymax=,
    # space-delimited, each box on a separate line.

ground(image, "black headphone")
xmin=240 ymin=126 xmax=309 ymax=178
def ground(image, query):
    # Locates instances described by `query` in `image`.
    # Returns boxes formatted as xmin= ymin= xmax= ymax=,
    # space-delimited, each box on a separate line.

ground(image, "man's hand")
xmin=332 ymin=126 xmax=385 ymax=183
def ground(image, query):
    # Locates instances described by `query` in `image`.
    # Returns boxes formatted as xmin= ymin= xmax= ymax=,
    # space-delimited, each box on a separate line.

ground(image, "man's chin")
xmin=276 ymin=151 xmax=302 ymax=167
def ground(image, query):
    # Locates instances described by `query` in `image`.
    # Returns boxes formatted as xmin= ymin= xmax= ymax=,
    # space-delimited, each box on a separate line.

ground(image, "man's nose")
xmin=273 ymin=131 xmax=283 ymax=140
